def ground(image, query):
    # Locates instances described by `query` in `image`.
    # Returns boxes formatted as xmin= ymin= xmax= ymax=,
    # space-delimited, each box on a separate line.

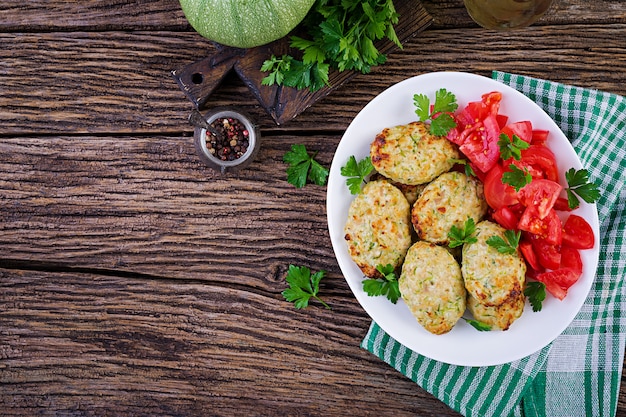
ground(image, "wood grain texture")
xmin=1 ymin=24 xmax=625 ymax=134
xmin=1 ymin=268 xmax=460 ymax=417
xmin=0 ymin=133 xmax=338 ymax=286
xmin=1 ymin=0 xmax=626 ymax=416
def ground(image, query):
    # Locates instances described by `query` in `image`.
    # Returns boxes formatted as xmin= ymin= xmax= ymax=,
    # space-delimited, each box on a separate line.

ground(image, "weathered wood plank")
xmin=0 ymin=0 xmax=623 ymax=31
xmin=1 ymin=24 xmax=625 ymax=135
xmin=0 ymin=267 xmax=462 ymax=417
xmin=0 ymin=133 xmax=338 ymax=286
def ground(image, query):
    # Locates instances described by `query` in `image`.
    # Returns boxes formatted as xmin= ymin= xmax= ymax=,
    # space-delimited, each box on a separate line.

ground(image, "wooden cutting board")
xmin=171 ymin=0 xmax=433 ymax=125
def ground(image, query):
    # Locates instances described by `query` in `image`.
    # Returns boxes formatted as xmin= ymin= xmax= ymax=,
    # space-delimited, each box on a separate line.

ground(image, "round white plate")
xmin=327 ymin=71 xmax=600 ymax=367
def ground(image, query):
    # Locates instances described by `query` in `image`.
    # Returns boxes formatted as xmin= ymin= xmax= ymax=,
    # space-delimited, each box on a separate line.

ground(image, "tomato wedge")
xmin=529 ymin=233 xmax=561 ymax=270
xmin=483 ymin=163 xmax=519 ymax=210
xmin=554 ymin=197 xmax=573 ymax=212
xmin=492 ymin=206 xmax=520 ymax=230
xmin=518 ymin=179 xmax=562 ymax=219
xmin=519 ymin=239 xmax=543 ymax=272
xmin=560 ymin=246 xmax=583 ymax=276
xmin=508 ymin=145 xmax=559 ymax=182
xmin=518 ymin=207 xmax=562 ymax=245
xmin=562 ymin=214 xmax=595 ymax=249
xmin=501 ymin=121 xmax=533 ymax=144
xmin=531 ymin=129 xmax=550 ymax=145
xmin=448 ymin=92 xmax=502 ymax=173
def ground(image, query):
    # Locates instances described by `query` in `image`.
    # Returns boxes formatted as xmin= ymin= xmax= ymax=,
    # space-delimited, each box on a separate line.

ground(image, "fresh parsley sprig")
xmin=282 ymin=265 xmax=331 ymax=310
xmin=261 ymin=0 xmax=401 ymax=92
xmin=524 ymin=281 xmax=546 ymax=312
xmin=486 ymin=230 xmax=521 ymax=255
xmin=414 ymin=88 xmax=458 ymax=136
xmin=450 ymin=158 xmax=476 ymax=178
xmin=448 ymin=217 xmax=478 ymax=248
xmin=283 ymin=144 xmax=329 ymax=188
xmin=502 ymin=164 xmax=532 ymax=192
xmin=362 ymin=264 xmax=401 ymax=304
xmin=341 ymin=155 xmax=374 ymax=194
xmin=564 ymin=168 xmax=600 ymax=209
xmin=463 ymin=318 xmax=491 ymax=332
xmin=498 ymin=133 xmax=530 ymax=161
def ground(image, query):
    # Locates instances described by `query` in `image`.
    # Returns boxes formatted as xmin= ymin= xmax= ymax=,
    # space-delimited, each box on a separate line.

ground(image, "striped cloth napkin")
xmin=361 ymin=72 xmax=626 ymax=417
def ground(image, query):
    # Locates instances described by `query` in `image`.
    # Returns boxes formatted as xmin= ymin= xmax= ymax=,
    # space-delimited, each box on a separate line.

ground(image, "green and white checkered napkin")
xmin=361 ymin=71 xmax=626 ymax=417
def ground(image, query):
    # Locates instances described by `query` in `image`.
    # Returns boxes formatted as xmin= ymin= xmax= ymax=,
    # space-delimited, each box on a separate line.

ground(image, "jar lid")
xmin=192 ymin=107 xmax=261 ymax=174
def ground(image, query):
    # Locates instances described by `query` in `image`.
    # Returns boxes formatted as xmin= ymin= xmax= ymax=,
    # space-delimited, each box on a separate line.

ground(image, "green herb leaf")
xmin=341 ymin=155 xmax=374 ymax=194
xmin=498 ymin=133 xmax=530 ymax=161
xmin=362 ymin=264 xmax=401 ymax=304
xmin=463 ymin=318 xmax=492 ymax=331
xmin=282 ymin=265 xmax=330 ymax=310
xmin=486 ymin=230 xmax=521 ymax=254
xmin=450 ymin=158 xmax=476 ymax=177
xmin=524 ymin=281 xmax=546 ymax=312
xmin=448 ymin=217 xmax=478 ymax=248
xmin=413 ymin=88 xmax=458 ymax=136
xmin=564 ymin=168 xmax=601 ymax=209
xmin=283 ymin=144 xmax=329 ymax=188
xmin=502 ymin=164 xmax=532 ymax=192
xmin=259 ymin=0 xmax=401 ymax=92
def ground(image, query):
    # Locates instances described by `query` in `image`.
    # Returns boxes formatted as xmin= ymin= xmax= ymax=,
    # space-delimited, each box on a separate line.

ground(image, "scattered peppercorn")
xmin=206 ymin=117 xmax=250 ymax=161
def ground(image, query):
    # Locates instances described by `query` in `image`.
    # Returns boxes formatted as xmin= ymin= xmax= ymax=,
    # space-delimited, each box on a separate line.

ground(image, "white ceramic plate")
xmin=327 ymin=71 xmax=600 ymax=367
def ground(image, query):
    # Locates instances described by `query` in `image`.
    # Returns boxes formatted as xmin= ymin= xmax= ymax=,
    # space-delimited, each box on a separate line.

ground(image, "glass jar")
xmin=463 ymin=0 xmax=554 ymax=30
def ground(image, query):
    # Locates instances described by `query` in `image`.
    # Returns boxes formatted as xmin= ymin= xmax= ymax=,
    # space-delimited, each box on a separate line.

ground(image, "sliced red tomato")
xmin=529 ymin=233 xmax=561 ymax=270
xmin=560 ymin=246 xmax=583 ymax=276
xmin=507 ymin=144 xmax=559 ymax=182
xmin=553 ymin=197 xmax=573 ymax=212
xmin=483 ymin=163 xmax=519 ymax=210
xmin=496 ymin=114 xmax=509 ymax=129
xmin=531 ymin=129 xmax=550 ymax=144
xmin=458 ymin=114 xmax=501 ymax=173
xmin=535 ymin=271 xmax=567 ymax=300
xmin=492 ymin=206 xmax=520 ymax=230
xmin=518 ymin=207 xmax=563 ymax=245
xmin=562 ymin=214 xmax=595 ymax=249
xmin=518 ymin=179 xmax=563 ymax=219
xmin=448 ymin=92 xmax=502 ymax=173
xmin=501 ymin=121 xmax=533 ymax=144
xmin=519 ymin=239 xmax=543 ymax=272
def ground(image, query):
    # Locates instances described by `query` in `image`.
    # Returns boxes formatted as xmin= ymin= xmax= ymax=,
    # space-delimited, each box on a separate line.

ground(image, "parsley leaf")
xmin=413 ymin=88 xmax=458 ymax=136
xmin=463 ymin=318 xmax=492 ymax=332
xmin=448 ymin=217 xmax=478 ymax=248
xmin=283 ymin=144 xmax=329 ymax=188
xmin=450 ymin=158 xmax=476 ymax=177
xmin=282 ymin=265 xmax=331 ymax=310
xmin=362 ymin=264 xmax=401 ymax=304
xmin=502 ymin=164 xmax=532 ymax=191
xmin=341 ymin=155 xmax=374 ymax=194
xmin=524 ymin=281 xmax=546 ymax=312
xmin=498 ymin=133 xmax=530 ymax=161
xmin=260 ymin=0 xmax=401 ymax=92
xmin=564 ymin=168 xmax=601 ymax=209
xmin=486 ymin=230 xmax=521 ymax=254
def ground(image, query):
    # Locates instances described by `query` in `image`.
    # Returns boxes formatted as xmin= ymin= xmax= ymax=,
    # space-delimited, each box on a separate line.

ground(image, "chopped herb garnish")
xmin=524 ymin=281 xmax=546 ymax=312
xmin=283 ymin=144 xmax=329 ymax=188
xmin=414 ymin=88 xmax=458 ymax=136
xmin=362 ymin=264 xmax=401 ymax=304
xmin=463 ymin=318 xmax=492 ymax=331
xmin=486 ymin=230 xmax=521 ymax=254
xmin=341 ymin=155 xmax=374 ymax=194
xmin=448 ymin=217 xmax=478 ymax=248
xmin=564 ymin=168 xmax=601 ymax=209
xmin=498 ymin=133 xmax=530 ymax=161
xmin=502 ymin=164 xmax=532 ymax=192
xmin=282 ymin=265 xmax=330 ymax=310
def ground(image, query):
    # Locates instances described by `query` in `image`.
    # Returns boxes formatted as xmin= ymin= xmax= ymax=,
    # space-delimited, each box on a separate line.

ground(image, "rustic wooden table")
xmin=1 ymin=0 xmax=625 ymax=415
